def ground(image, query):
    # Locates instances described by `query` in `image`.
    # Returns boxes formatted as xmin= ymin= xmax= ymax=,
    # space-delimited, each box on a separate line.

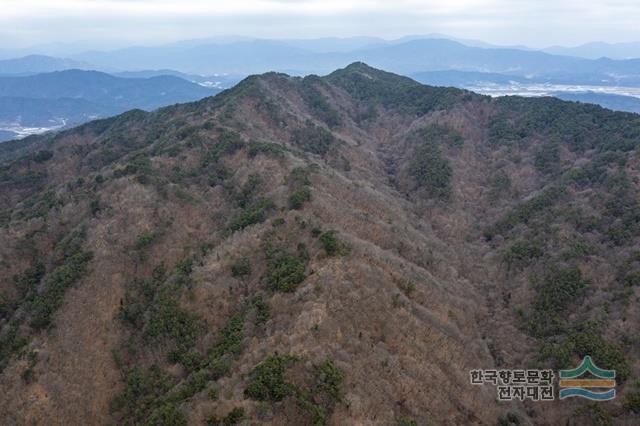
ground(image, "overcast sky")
xmin=1 ymin=0 xmax=639 ymax=49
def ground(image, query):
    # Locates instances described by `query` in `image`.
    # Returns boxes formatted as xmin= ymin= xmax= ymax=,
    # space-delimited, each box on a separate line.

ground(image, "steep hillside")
xmin=1 ymin=63 xmax=640 ymax=426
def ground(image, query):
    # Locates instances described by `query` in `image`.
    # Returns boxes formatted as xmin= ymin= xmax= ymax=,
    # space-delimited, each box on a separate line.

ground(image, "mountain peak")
xmin=338 ymin=61 xmax=376 ymax=72
xmin=323 ymin=62 xmax=467 ymax=113
xmin=326 ymin=61 xmax=419 ymax=86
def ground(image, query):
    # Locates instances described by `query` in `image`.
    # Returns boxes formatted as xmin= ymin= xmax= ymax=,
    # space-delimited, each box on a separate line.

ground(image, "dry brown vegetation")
xmin=1 ymin=63 xmax=640 ymax=425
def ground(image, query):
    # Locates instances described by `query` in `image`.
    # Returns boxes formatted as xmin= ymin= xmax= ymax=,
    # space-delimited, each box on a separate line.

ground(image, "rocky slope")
xmin=1 ymin=63 xmax=639 ymax=425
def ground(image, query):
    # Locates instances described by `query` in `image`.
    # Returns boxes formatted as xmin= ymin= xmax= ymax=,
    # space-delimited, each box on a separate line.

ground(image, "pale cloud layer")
xmin=1 ymin=0 xmax=639 ymax=48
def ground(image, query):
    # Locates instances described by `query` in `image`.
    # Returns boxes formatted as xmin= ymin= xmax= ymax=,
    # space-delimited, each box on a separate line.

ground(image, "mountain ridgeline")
xmin=1 ymin=63 xmax=640 ymax=425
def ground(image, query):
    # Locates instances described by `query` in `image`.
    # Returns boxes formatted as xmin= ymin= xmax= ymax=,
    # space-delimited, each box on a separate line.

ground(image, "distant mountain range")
xmin=0 ymin=70 xmax=219 ymax=141
xmin=65 ymin=38 xmax=640 ymax=83
xmin=411 ymin=69 xmax=640 ymax=114
xmin=543 ymin=41 xmax=640 ymax=60
xmin=4 ymin=37 xmax=640 ymax=85
xmin=111 ymin=70 xmax=243 ymax=89
xmin=552 ymin=92 xmax=640 ymax=114
xmin=0 ymin=55 xmax=92 ymax=75
xmin=411 ymin=70 xmax=530 ymax=87
xmin=0 ymin=70 xmax=217 ymax=109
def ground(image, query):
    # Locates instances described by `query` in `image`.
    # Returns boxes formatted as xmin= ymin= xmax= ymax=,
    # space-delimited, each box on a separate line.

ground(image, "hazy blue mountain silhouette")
xmin=0 ymin=69 xmax=219 ymax=141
